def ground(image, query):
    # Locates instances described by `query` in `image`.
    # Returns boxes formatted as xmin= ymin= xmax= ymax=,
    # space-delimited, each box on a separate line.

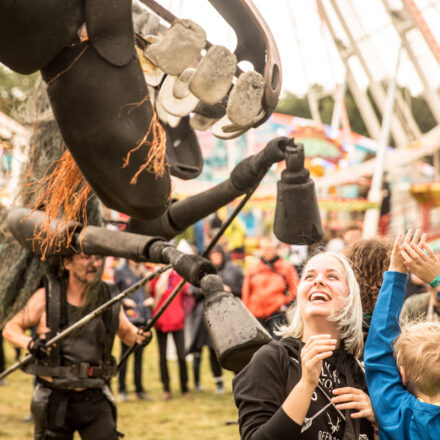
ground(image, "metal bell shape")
xmin=273 ymin=142 xmax=324 ymax=245
xmin=201 ymin=275 xmax=271 ymax=373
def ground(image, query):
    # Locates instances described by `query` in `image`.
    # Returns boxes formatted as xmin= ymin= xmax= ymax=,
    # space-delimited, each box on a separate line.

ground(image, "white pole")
xmin=330 ymin=69 xmax=347 ymax=137
xmin=363 ymin=45 xmax=403 ymax=238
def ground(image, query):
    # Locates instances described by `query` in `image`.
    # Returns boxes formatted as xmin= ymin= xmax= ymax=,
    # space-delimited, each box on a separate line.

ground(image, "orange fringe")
xmin=119 ymin=93 xmax=150 ymax=117
xmin=28 ymin=149 xmax=90 ymax=260
xmin=47 ymin=45 xmax=89 ymax=86
xmin=122 ymin=109 xmax=168 ymax=184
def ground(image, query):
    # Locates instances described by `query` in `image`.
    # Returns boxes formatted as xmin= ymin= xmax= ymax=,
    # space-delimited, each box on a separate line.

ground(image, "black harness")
xmin=23 ymin=274 xmax=119 ymax=382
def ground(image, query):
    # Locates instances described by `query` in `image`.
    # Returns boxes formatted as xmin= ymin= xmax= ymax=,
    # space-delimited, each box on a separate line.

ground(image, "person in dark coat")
xmin=208 ymin=245 xmax=244 ymax=298
xmin=186 ymin=245 xmax=244 ymax=394
xmin=233 ymin=252 xmax=375 ymax=440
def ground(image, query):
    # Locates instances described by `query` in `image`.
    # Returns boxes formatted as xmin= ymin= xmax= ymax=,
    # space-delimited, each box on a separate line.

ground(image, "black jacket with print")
xmin=233 ymin=337 xmax=374 ymax=440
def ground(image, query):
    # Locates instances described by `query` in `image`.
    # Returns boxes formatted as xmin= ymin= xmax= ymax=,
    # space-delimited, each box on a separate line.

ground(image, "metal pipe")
xmin=117 ymin=184 xmax=260 ymax=370
xmin=0 ymin=264 xmax=172 ymax=381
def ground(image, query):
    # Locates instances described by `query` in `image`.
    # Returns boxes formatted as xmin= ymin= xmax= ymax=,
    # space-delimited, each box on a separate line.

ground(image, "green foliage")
xmin=276 ymin=87 xmax=371 ymax=137
xmin=276 ymin=84 xmax=437 ymax=139
xmin=346 ymin=88 xmax=369 ymax=137
xmin=276 ymin=91 xmax=312 ymax=119
xmin=0 ymin=66 xmax=38 ymax=115
xmin=319 ymin=95 xmax=334 ymax=126
xmin=410 ymin=93 xmax=436 ymax=134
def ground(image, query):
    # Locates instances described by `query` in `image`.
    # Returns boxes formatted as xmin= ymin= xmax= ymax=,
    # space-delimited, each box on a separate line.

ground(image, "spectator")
xmin=400 ymin=283 xmax=440 ymax=323
xmin=234 ymin=252 xmax=375 ymax=440
xmin=242 ymin=236 xmax=299 ymax=338
xmin=114 ymin=260 xmax=153 ymax=402
xmin=343 ymin=225 xmax=362 ymax=248
xmin=364 ymin=230 xmax=440 ymax=440
xmin=404 ymin=272 xmax=427 ymax=300
xmin=150 ymin=268 xmax=190 ymax=400
xmin=344 ymin=237 xmax=393 ymax=347
xmin=208 ymin=245 xmax=244 ymax=297
xmin=186 ymin=245 xmax=244 ymax=394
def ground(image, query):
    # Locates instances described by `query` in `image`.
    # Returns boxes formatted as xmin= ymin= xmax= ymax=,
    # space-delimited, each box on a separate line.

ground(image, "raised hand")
xmin=400 ymin=230 xmax=439 ymax=284
xmin=300 ymin=334 xmax=336 ymax=388
xmin=331 ymin=387 xmax=376 ymax=423
xmin=389 ymin=230 xmax=414 ymax=273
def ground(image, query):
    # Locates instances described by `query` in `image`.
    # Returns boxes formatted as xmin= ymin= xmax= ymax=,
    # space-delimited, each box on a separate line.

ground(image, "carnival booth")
xmin=171 ymin=112 xmax=381 ymax=255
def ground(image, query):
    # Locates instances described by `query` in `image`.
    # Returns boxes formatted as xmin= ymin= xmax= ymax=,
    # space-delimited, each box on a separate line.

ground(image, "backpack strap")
xmin=101 ymin=282 xmax=120 ymax=365
xmin=42 ymin=274 xmax=64 ymax=364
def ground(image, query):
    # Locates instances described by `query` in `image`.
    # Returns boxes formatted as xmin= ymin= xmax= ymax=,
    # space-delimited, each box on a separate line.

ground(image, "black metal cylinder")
xmin=201 ymin=275 xmax=271 ymax=372
xmin=7 ymin=207 xmax=79 ymax=256
xmin=274 ymin=178 xmax=323 ymax=245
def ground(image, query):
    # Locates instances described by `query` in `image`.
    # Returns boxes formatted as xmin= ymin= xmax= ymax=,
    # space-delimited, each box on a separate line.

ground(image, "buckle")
xmin=77 ymin=362 xmax=91 ymax=379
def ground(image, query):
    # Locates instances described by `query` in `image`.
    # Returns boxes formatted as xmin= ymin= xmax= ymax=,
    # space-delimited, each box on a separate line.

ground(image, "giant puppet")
xmin=0 ymin=0 xmax=323 ymax=373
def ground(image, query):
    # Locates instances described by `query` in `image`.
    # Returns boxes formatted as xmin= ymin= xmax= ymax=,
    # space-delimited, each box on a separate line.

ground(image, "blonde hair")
xmin=394 ymin=321 xmax=440 ymax=397
xmin=277 ymin=252 xmax=364 ymax=358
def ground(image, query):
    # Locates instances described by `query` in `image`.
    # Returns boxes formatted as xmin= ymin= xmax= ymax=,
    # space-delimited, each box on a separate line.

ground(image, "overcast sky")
xmin=153 ymin=0 xmax=440 ymax=98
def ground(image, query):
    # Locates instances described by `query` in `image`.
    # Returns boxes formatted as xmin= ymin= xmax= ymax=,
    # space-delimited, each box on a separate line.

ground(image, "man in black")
xmin=3 ymin=253 xmax=150 ymax=440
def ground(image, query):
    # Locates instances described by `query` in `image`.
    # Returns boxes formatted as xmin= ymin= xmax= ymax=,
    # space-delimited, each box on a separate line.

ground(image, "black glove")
xmin=27 ymin=337 xmax=48 ymax=360
xmin=138 ymin=328 xmax=153 ymax=347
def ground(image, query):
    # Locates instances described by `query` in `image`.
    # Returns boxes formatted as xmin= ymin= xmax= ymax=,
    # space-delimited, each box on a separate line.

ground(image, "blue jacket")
xmin=113 ymin=263 xmax=151 ymax=325
xmin=364 ymin=271 xmax=440 ymax=440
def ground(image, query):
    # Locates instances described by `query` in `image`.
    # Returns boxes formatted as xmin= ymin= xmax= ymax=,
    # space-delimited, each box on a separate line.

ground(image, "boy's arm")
xmin=364 ymin=232 xmax=417 ymax=430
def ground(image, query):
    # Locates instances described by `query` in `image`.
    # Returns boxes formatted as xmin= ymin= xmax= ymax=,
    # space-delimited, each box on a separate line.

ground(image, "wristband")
xmin=429 ymin=274 xmax=440 ymax=289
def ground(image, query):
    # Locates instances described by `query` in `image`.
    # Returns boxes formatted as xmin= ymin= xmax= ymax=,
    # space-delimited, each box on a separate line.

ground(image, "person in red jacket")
xmin=242 ymin=236 xmax=299 ymax=338
xmin=150 ymin=268 xmax=190 ymax=400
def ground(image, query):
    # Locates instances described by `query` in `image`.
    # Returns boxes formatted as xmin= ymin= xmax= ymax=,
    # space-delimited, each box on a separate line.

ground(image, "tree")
xmin=276 ymin=86 xmax=370 ymax=137
xmin=276 ymin=84 xmax=438 ymax=140
xmin=0 ymin=66 xmax=38 ymax=116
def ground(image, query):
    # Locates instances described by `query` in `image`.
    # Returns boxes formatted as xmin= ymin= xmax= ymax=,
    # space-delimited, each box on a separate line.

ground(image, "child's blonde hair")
xmin=394 ymin=321 xmax=440 ymax=397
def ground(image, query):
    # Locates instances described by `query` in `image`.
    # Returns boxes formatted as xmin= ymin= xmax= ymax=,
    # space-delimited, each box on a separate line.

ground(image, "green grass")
xmin=0 ymin=341 xmax=240 ymax=439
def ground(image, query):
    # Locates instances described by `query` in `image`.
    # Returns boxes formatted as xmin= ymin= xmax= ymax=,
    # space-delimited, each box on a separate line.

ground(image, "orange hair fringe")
xmin=28 ymin=149 xmax=90 ymax=259
xmin=122 ymin=108 xmax=168 ymax=184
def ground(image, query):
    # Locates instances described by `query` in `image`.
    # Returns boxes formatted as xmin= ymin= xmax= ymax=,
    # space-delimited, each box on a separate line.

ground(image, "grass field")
xmin=0 ymin=340 xmax=240 ymax=439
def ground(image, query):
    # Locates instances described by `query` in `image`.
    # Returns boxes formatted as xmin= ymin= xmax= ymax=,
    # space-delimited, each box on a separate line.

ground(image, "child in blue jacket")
xmin=364 ymin=229 xmax=440 ymax=440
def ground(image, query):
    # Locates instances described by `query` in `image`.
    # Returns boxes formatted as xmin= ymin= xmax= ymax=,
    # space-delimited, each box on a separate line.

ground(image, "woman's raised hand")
xmin=400 ymin=230 xmax=439 ymax=284
xmin=389 ymin=230 xmax=414 ymax=273
xmin=331 ymin=387 xmax=376 ymax=423
xmin=300 ymin=334 xmax=336 ymax=388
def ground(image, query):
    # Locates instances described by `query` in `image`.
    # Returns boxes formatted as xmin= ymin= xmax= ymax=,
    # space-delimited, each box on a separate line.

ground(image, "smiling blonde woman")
xmin=233 ymin=252 xmax=376 ymax=440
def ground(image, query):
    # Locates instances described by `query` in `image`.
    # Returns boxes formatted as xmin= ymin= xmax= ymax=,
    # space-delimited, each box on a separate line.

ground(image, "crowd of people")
xmin=234 ymin=227 xmax=440 ymax=440
xmin=1 ymin=221 xmax=440 ymax=439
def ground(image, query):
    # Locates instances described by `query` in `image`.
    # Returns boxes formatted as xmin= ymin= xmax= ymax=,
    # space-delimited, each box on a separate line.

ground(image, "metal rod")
xmin=363 ymin=44 xmax=403 ymax=238
xmin=0 ymin=264 xmax=171 ymax=381
xmin=117 ymin=183 xmax=260 ymax=369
